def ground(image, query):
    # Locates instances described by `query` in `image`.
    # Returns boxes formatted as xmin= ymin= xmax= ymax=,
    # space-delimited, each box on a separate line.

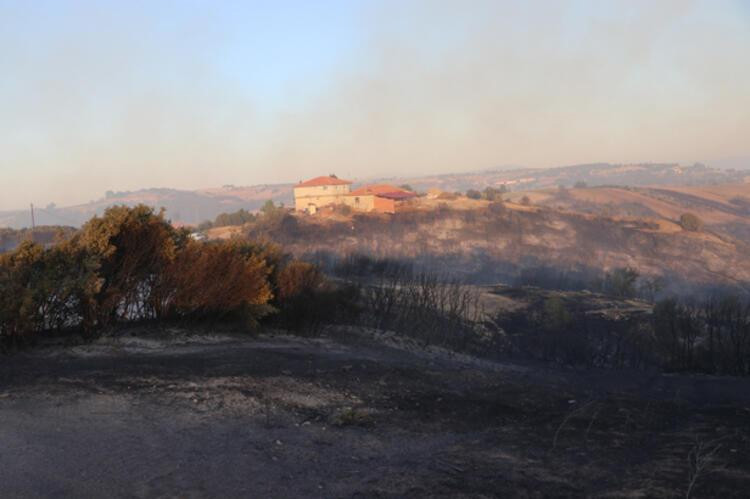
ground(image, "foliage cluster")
xmin=198 ymin=209 xmax=257 ymax=231
xmin=494 ymin=291 xmax=750 ymax=375
xmin=0 ymin=226 xmax=75 ymax=253
xmin=196 ymin=201 xmax=288 ymax=231
xmin=465 ymin=186 xmax=507 ymax=201
xmin=0 ymin=205 xmax=330 ymax=348
xmin=465 ymin=189 xmax=481 ymax=200
xmin=679 ymin=213 xmax=704 ymax=232
xmin=652 ymin=296 xmax=750 ymax=375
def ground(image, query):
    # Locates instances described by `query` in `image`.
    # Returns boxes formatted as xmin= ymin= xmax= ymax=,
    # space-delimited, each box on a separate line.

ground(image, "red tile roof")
xmin=376 ymin=191 xmax=418 ymax=200
xmin=347 ymin=184 xmax=418 ymax=199
xmin=296 ymin=176 xmax=352 ymax=187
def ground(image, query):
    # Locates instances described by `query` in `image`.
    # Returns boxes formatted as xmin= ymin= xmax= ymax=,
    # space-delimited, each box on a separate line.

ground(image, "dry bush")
xmin=679 ymin=213 xmax=704 ymax=232
xmin=274 ymin=260 xmax=360 ymax=334
xmin=0 ymin=205 xmax=285 ymax=345
xmin=75 ymin=205 xmax=180 ymax=327
xmin=333 ymin=204 xmax=353 ymax=216
xmin=277 ymin=261 xmax=325 ymax=301
xmin=361 ymin=268 xmax=484 ymax=350
xmin=165 ymin=240 xmax=273 ymax=321
xmin=0 ymin=240 xmax=99 ymax=345
xmin=685 ymin=436 xmax=725 ymax=499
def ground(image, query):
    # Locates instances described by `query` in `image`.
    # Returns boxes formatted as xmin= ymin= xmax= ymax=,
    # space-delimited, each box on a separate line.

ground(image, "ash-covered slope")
xmin=246 ymin=204 xmax=750 ymax=295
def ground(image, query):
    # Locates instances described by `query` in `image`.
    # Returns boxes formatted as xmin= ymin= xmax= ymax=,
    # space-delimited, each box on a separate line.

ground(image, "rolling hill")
xmin=2 ymin=162 xmax=746 ymax=230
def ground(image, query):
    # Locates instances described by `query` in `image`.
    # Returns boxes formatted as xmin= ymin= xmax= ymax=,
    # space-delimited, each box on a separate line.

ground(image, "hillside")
xmin=0 ymin=226 xmax=76 ymax=253
xmin=374 ymin=162 xmax=749 ymax=195
xmin=514 ymin=182 xmax=750 ymax=241
xmin=238 ymin=196 xmax=750 ymax=295
xmin=2 ymin=163 xmax=745 ymax=230
xmin=0 ymin=185 xmax=295 ymax=230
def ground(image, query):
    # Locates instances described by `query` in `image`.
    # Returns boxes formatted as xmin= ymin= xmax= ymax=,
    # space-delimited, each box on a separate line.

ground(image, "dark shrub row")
xmin=0 ymin=205 xmax=340 ymax=348
xmin=494 ymin=293 xmax=750 ymax=375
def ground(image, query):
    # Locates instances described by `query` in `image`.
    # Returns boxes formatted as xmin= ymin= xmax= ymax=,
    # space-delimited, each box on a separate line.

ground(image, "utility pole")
xmin=30 ymin=203 xmax=35 ymax=229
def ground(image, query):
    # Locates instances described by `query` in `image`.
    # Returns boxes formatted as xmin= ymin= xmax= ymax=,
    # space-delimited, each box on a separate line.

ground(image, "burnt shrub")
xmin=273 ymin=261 xmax=361 ymax=334
xmin=602 ymin=267 xmax=640 ymax=298
xmin=653 ymin=295 xmax=750 ymax=375
xmin=360 ymin=270 xmax=484 ymax=351
xmin=494 ymin=291 xmax=657 ymax=369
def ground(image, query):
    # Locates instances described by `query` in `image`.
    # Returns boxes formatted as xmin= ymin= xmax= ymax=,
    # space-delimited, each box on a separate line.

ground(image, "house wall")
xmin=294 ymin=184 xmax=350 ymax=211
xmin=342 ymin=195 xmax=396 ymax=213
xmin=293 ymin=183 xmax=399 ymax=214
xmin=343 ymin=194 xmax=376 ymax=212
xmin=373 ymin=197 xmax=396 ymax=214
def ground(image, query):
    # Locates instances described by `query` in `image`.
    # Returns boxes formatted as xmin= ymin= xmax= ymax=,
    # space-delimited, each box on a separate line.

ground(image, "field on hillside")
xmin=232 ymin=196 xmax=750 ymax=295
xmin=513 ymin=183 xmax=750 ymax=229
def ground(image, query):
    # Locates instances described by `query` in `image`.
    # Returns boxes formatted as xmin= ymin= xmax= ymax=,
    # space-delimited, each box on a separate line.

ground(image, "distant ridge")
xmin=2 ymin=162 xmax=746 ymax=229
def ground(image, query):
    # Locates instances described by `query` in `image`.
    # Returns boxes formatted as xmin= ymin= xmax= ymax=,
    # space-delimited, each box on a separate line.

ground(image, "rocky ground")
xmin=1 ymin=328 xmax=749 ymax=498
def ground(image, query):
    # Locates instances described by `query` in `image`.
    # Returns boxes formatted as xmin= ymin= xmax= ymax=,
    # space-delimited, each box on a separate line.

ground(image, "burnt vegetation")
xmin=236 ymin=201 xmax=750 ymax=296
xmin=330 ymin=253 xmax=750 ymax=375
xmin=0 ymin=205 xmax=337 ymax=349
xmin=2 ymin=204 xmax=750 ymax=376
xmin=2 ymin=204 xmax=750 ymax=498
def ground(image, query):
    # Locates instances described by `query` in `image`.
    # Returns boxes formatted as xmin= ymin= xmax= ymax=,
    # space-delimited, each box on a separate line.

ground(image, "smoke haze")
xmin=1 ymin=0 xmax=748 ymax=210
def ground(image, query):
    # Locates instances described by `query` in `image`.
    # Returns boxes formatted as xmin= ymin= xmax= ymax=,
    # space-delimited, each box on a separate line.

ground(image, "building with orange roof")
xmin=343 ymin=184 xmax=417 ymax=214
xmin=293 ymin=175 xmax=353 ymax=213
xmin=294 ymin=176 xmax=417 ymax=214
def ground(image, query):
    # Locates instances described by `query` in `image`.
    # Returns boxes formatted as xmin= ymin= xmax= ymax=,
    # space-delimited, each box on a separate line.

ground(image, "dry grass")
xmin=205 ymin=225 xmax=243 ymax=239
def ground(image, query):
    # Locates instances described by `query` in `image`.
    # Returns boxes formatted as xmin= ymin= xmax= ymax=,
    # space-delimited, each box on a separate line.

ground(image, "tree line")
xmin=331 ymin=253 xmax=750 ymax=375
xmin=196 ymin=201 xmax=286 ymax=231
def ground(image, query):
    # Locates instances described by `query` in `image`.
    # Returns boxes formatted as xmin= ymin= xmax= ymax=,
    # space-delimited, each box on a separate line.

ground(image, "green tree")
xmin=679 ymin=213 xmax=704 ymax=232
xmin=214 ymin=209 xmax=256 ymax=227
xmin=75 ymin=205 xmax=180 ymax=327
xmin=0 ymin=240 xmax=99 ymax=342
xmin=542 ymin=296 xmax=572 ymax=331
xmin=466 ymin=189 xmax=482 ymax=200
xmin=483 ymin=187 xmax=505 ymax=201
xmin=604 ymin=267 xmax=640 ymax=298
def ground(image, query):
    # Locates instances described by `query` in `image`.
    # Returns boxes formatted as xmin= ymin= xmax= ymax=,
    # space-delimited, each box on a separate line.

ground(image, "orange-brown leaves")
xmin=167 ymin=240 xmax=273 ymax=318
xmin=277 ymin=260 xmax=325 ymax=301
xmin=1 ymin=205 xmax=285 ymax=344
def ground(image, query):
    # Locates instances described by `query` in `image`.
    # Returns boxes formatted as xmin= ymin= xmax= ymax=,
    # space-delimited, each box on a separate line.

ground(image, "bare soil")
xmin=1 ymin=328 xmax=749 ymax=498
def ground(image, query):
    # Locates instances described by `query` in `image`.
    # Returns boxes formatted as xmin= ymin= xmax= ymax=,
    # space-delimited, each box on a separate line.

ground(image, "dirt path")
xmin=1 ymin=331 xmax=749 ymax=498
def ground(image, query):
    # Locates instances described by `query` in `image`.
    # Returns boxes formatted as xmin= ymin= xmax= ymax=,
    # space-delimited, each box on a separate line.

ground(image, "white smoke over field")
xmin=1 ymin=0 xmax=748 ymax=209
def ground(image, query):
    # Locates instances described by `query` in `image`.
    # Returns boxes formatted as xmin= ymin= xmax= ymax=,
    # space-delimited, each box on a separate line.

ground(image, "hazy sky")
xmin=1 ymin=0 xmax=749 ymax=210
